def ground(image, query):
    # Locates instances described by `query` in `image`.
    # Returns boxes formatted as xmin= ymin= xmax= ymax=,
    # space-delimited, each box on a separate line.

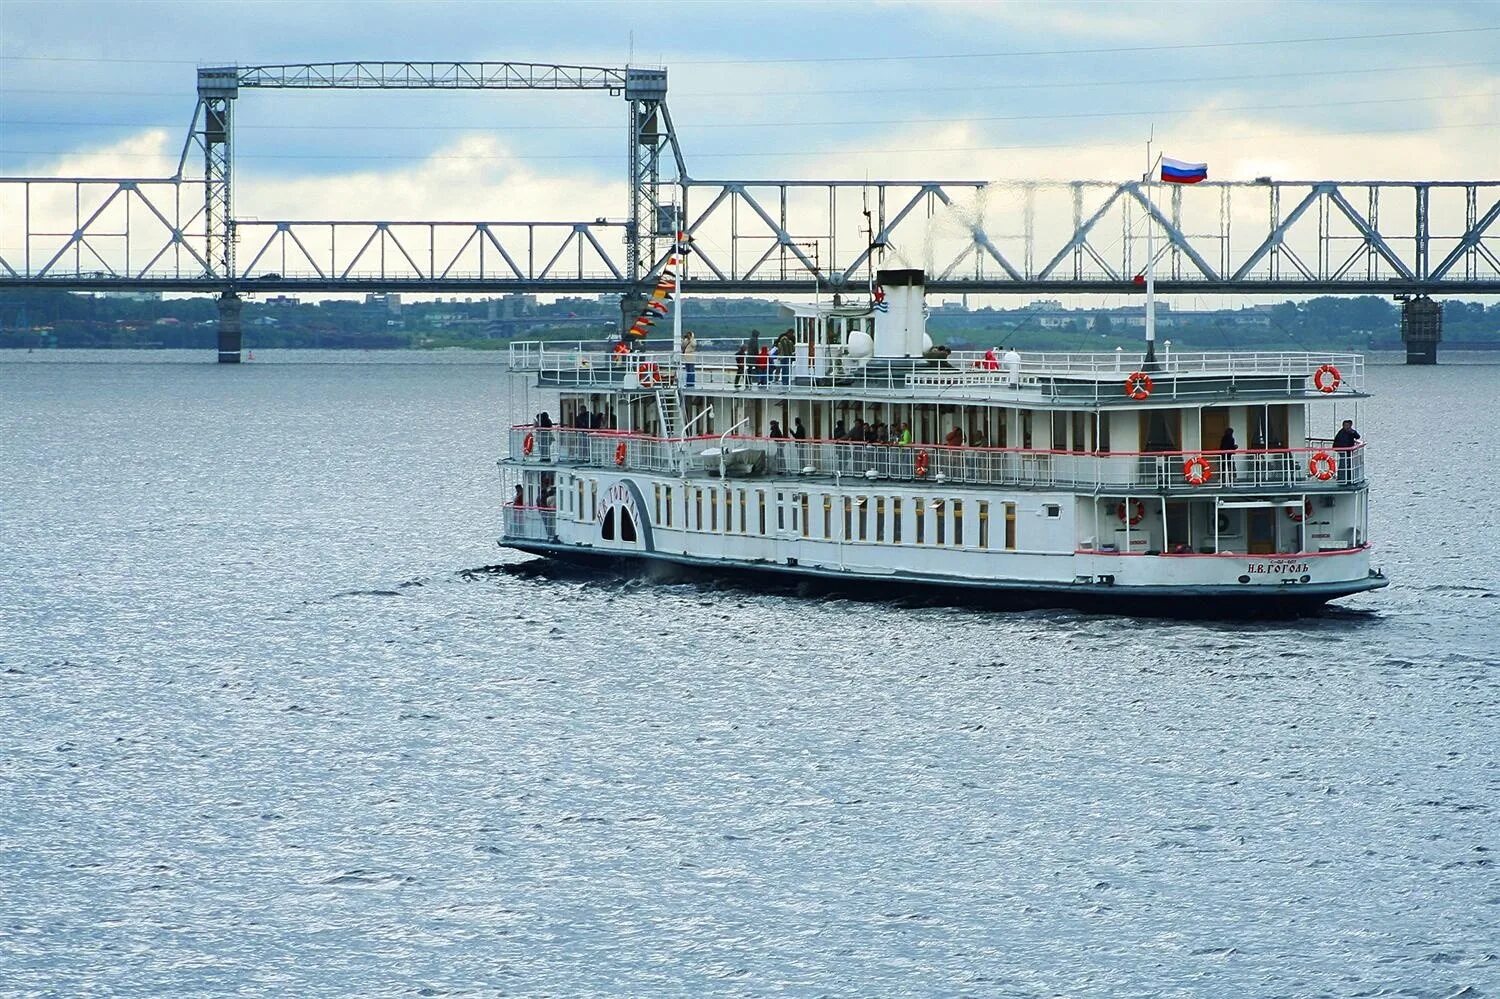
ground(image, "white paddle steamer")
xmin=498 ymin=269 xmax=1386 ymax=615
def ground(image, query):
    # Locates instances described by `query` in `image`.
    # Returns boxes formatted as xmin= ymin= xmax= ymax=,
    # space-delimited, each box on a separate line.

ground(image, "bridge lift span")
xmin=1 ymin=59 xmax=1494 ymax=362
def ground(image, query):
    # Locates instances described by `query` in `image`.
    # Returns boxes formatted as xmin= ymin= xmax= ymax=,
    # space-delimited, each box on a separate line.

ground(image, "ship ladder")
xmin=654 ymin=387 xmax=684 ymax=441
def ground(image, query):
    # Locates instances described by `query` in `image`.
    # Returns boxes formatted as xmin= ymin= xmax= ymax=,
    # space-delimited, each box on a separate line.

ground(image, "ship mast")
xmin=1143 ymin=134 xmax=1161 ymax=370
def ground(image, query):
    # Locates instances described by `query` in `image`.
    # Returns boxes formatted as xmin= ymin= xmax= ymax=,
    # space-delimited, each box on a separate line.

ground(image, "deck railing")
xmin=500 ymin=504 xmax=558 ymax=541
xmin=506 ymin=426 xmax=1366 ymax=493
xmin=505 ymin=340 xmax=1364 ymax=400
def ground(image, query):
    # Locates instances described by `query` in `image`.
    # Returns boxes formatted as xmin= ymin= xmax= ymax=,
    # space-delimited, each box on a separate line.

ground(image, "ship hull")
xmin=500 ymin=537 xmax=1388 ymax=619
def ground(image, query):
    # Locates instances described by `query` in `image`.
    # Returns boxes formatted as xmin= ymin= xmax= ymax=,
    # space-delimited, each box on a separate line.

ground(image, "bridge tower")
xmin=196 ymin=67 xmax=241 ymax=362
xmin=1399 ymin=294 xmax=1441 ymax=364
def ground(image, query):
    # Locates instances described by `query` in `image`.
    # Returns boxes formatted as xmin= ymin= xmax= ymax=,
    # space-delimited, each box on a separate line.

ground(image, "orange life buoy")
xmin=1287 ymin=499 xmax=1314 ymax=522
xmin=1308 ymin=450 xmax=1336 ymax=481
xmin=914 ymin=449 xmax=931 ymax=478
xmin=638 ymin=361 xmax=661 ymax=387
xmin=614 ymin=441 xmax=627 ymax=467
xmin=1124 ymin=370 xmax=1153 ymax=401
xmin=1313 ymin=363 xmax=1341 ymax=394
xmin=1182 ymin=454 xmax=1214 ymax=486
xmin=1115 ymin=499 xmax=1146 ymax=525
xmin=522 ymin=433 xmax=535 ymax=456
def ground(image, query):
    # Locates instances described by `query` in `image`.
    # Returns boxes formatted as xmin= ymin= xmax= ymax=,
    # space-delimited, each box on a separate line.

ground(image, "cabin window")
xmin=1072 ymin=412 xmax=1087 ymax=453
xmin=653 ymin=483 xmax=662 ymax=523
xmin=1044 ymin=503 xmax=1061 ymax=519
xmin=952 ymin=499 xmax=964 ymax=546
xmin=589 ymin=480 xmax=597 ymax=515
xmin=1052 ymin=412 xmax=1068 ymax=451
xmin=694 ymin=488 xmax=703 ymax=531
xmin=1098 ymin=412 xmax=1111 ymax=453
xmin=801 ymin=494 xmax=810 ymax=537
xmin=758 ymin=491 xmax=767 ymax=535
xmin=665 ymin=485 xmax=673 ymax=527
xmin=739 ymin=489 xmax=748 ymax=533
xmin=1005 ymin=502 xmax=1017 ymax=549
xmin=996 ymin=410 xmax=1009 ymax=448
xmin=777 ymin=492 xmax=786 ymax=532
xmin=935 ymin=500 xmax=947 ymax=545
xmin=823 ymin=495 xmax=833 ymax=539
xmin=843 ymin=496 xmax=853 ymax=540
xmin=724 ymin=488 xmax=733 ymax=533
xmin=1021 ymin=411 xmax=1034 ymax=449
xmin=875 ymin=496 xmax=886 ymax=542
xmin=914 ymin=497 xmax=926 ymax=544
xmin=892 ymin=498 xmax=903 ymax=544
xmin=978 ymin=501 xmax=990 ymax=548
xmin=710 ymin=488 xmax=718 ymax=531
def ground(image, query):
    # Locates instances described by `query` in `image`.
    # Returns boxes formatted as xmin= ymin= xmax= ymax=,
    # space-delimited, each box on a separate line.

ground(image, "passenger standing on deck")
xmin=769 ymin=420 xmax=787 ymax=473
xmin=1002 ymin=345 xmax=1022 ymax=386
xmin=682 ymin=330 xmax=697 ymax=388
xmin=1333 ymin=419 xmax=1361 ymax=483
xmin=776 ymin=328 xmax=796 ymax=383
xmin=536 ymin=410 xmax=554 ymax=460
xmin=1219 ymin=426 xmax=1237 ymax=483
xmin=757 ymin=345 xmax=771 ymax=387
xmin=735 ymin=342 xmax=749 ymax=388
xmin=792 ymin=417 xmax=808 ymax=470
xmin=512 ymin=484 xmax=525 ymax=506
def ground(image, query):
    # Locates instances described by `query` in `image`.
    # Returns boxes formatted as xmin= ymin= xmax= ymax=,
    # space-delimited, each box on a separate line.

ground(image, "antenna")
xmin=862 ymin=182 xmax=875 ymax=295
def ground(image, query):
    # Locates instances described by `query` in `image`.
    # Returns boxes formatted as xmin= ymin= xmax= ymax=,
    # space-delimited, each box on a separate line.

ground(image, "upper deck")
xmin=505 ymin=339 xmax=1366 ymax=407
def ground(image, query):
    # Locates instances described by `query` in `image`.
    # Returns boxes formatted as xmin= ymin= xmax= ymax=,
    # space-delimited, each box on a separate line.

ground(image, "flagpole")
xmin=1143 ymin=133 xmax=1161 ymax=369
xmin=672 ymin=199 xmax=684 ymax=354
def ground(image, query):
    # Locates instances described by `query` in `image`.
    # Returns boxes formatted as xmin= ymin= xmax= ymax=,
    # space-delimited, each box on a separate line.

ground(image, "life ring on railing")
xmin=614 ymin=441 xmax=627 ymax=467
xmin=914 ymin=449 xmax=931 ymax=478
xmin=1182 ymin=454 xmax=1214 ymax=486
xmin=1124 ymin=370 xmax=1153 ymax=400
xmin=1115 ymin=499 xmax=1146 ymax=525
xmin=637 ymin=361 xmax=662 ymax=387
xmin=1313 ymin=363 xmax=1342 ymax=393
xmin=1287 ymin=498 xmax=1314 ymax=522
xmin=522 ymin=433 xmax=535 ymax=457
xmin=1308 ymin=450 xmax=1337 ymax=481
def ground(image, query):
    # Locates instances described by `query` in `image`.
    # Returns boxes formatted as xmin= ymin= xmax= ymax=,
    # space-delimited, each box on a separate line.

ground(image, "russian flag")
xmin=1161 ymin=157 xmax=1208 ymax=184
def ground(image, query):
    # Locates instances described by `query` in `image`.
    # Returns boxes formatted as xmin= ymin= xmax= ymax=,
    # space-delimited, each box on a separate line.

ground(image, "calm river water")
xmin=1 ymin=351 xmax=1496 ymax=997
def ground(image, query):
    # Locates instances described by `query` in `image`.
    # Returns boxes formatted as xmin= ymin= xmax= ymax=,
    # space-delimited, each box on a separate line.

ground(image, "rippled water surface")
xmin=1 ymin=352 xmax=1497 ymax=997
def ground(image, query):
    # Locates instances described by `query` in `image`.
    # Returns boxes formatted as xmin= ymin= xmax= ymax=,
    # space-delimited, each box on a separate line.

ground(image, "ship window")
xmin=892 ymin=498 xmax=903 ymax=543
xmin=914 ymin=497 xmax=926 ymax=544
xmin=1021 ymin=411 xmax=1034 ymax=449
xmin=725 ymin=490 xmax=733 ymax=533
xmin=710 ymin=488 xmax=718 ymax=531
xmin=978 ymin=501 xmax=989 ymax=548
xmin=823 ymin=495 xmax=833 ymax=539
xmin=801 ymin=494 xmax=810 ymax=537
xmin=1099 ymin=412 xmax=1111 ymax=453
xmin=996 ymin=410 xmax=1009 ymax=448
xmin=858 ymin=497 xmax=868 ymax=541
xmin=665 ymin=485 xmax=673 ymax=527
xmin=739 ymin=489 xmax=748 ymax=533
xmin=935 ymin=500 xmax=947 ymax=545
xmin=1044 ymin=503 xmax=1061 ymax=518
xmin=1005 ymin=502 xmax=1017 ymax=549
xmin=654 ymin=483 xmax=662 ymax=523
xmin=758 ymin=491 xmax=767 ymax=534
xmin=876 ymin=496 xmax=886 ymax=542
xmin=621 ymin=509 xmax=637 ymax=543
xmin=843 ymin=496 xmax=853 ymax=540
xmin=602 ymin=507 xmax=616 ymax=540
xmin=777 ymin=492 xmax=786 ymax=532
xmin=577 ymin=482 xmax=585 ymax=520
xmin=695 ymin=488 xmax=703 ymax=531
xmin=589 ymin=480 xmax=597 ymax=514
xmin=953 ymin=499 xmax=964 ymax=546
xmin=1052 ymin=412 xmax=1068 ymax=451
xmin=1072 ymin=412 xmax=1087 ymax=453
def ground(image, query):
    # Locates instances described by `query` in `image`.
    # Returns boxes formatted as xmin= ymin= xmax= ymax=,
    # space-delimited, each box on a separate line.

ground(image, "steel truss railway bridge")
xmin=0 ymin=60 xmax=1489 ymax=360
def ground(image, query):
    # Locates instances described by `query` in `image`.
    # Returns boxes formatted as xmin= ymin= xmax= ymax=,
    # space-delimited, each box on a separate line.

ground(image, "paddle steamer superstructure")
xmin=498 ymin=270 xmax=1385 ymax=614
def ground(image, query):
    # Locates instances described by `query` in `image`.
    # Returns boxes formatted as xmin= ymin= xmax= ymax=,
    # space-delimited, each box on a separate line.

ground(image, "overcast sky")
xmin=2 ymin=0 xmax=1497 ymax=300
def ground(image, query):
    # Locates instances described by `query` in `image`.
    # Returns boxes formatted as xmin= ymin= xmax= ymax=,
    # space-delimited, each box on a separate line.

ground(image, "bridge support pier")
xmin=216 ymin=290 xmax=243 ymax=363
xmin=1400 ymin=295 xmax=1441 ymax=365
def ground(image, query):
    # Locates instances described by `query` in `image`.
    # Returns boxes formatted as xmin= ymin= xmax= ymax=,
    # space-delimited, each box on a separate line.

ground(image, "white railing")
xmin=505 ymin=340 xmax=1364 ymax=399
xmin=500 ymin=505 xmax=558 ymax=541
xmin=506 ymin=426 xmax=1367 ymax=493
